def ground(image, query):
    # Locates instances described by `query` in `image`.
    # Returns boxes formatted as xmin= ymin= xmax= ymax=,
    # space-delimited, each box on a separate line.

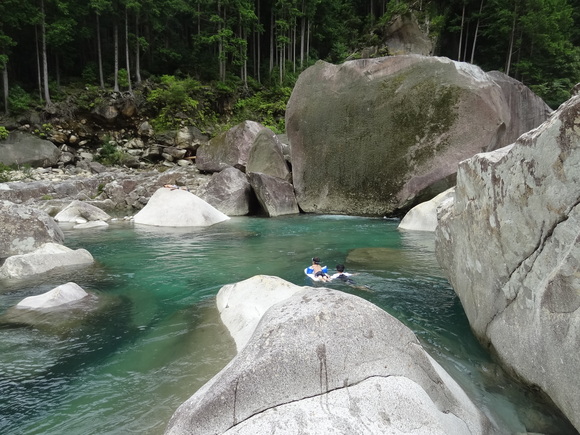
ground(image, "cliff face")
xmin=286 ymin=55 xmax=551 ymax=216
xmin=435 ymin=95 xmax=580 ymax=431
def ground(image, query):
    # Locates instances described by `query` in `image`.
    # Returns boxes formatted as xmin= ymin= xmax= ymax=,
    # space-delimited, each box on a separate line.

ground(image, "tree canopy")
xmin=0 ymin=0 xmax=578 ymax=115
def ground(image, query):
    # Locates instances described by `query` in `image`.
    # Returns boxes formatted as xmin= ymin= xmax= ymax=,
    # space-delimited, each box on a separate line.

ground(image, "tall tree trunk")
xmin=35 ymin=25 xmax=43 ymax=101
xmin=114 ymin=24 xmax=120 ymax=92
xmin=306 ymin=18 xmax=310 ymax=62
xmin=135 ymin=13 xmax=141 ymax=84
xmin=40 ymin=0 xmax=52 ymax=105
xmin=505 ymin=3 xmax=517 ymax=75
xmin=463 ymin=21 xmax=470 ymax=62
xmin=300 ymin=12 xmax=305 ymax=68
xmin=269 ymin=9 xmax=274 ymax=74
xmin=256 ymin=0 xmax=261 ymax=83
xmin=470 ymin=0 xmax=485 ymax=64
xmin=2 ymin=66 xmax=8 ymax=115
xmin=96 ymin=13 xmax=105 ymax=89
xmin=125 ymin=7 xmax=132 ymax=93
xmin=458 ymin=3 xmax=465 ymax=61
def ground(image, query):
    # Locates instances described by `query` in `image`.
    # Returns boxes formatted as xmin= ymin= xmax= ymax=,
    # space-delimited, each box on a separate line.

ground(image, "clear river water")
xmin=0 ymin=215 xmax=576 ymax=434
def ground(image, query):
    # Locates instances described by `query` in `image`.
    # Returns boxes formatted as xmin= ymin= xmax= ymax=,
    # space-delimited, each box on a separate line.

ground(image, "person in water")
xmin=331 ymin=264 xmax=355 ymax=284
xmin=307 ymin=257 xmax=331 ymax=281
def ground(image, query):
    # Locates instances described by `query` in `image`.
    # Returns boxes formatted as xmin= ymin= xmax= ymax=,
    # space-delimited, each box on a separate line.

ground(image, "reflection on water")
xmin=0 ymin=216 xmax=575 ymax=434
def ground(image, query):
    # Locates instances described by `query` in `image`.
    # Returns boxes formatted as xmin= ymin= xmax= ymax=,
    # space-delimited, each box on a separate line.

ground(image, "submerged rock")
xmin=16 ymin=282 xmax=88 ymax=309
xmin=133 ymin=187 xmax=230 ymax=227
xmin=435 ymin=95 xmax=580 ymax=431
xmin=166 ymin=275 xmax=498 ymax=434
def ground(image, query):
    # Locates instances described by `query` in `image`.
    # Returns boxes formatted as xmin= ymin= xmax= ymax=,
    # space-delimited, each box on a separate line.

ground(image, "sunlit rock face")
xmin=286 ymin=55 xmax=551 ymax=216
xmin=435 ymin=95 xmax=580 ymax=431
xmin=166 ymin=275 xmax=497 ymax=435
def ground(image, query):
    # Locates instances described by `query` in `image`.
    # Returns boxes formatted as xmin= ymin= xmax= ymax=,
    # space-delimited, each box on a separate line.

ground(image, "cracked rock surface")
xmin=165 ymin=275 xmax=497 ymax=435
xmin=435 ymin=95 xmax=580 ymax=431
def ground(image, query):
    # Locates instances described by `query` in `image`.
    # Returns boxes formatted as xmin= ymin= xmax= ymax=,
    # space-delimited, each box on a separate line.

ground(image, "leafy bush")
xmin=8 ymin=85 xmax=35 ymax=114
xmin=97 ymin=142 xmax=126 ymax=166
xmin=0 ymin=126 xmax=8 ymax=140
xmin=0 ymin=162 xmax=12 ymax=182
xmin=234 ymin=87 xmax=292 ymax=133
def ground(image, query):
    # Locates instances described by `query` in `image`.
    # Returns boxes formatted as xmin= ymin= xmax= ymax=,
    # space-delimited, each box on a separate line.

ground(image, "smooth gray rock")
xmin=133 ymin=187 xmax=230 ymax=227
xmin=435 ymin=95 xmax=580 ymax=431
xmin=200 ymin=167 xmax=255 ymax=216
xmin=385 ymin=13 xmax=433 ymax=55
xmin=166 ymin=276 xmax=496 ymax=435
xmin=286 ymin=55 xmax=551 ymax=216
xmin=16 ymin=282 xmax=88 ymax=309
xmin=0 ymin=242 xmax=94 ymax=279
xmin=246 ymin=128 xmax=290 ymax=181
xmin=248 ymin=172 xmax=299 ymax=217
xmin=398 ymin=187 xmax=455 ymax=232
xmin=196 ymin=121 xmax=267 ymax=173
xmin=0 ymin=131 xmax=61 ymax=168
xmin=0 ymin=200 xmax=64 ymax=259
xmin=54 ymin=200 xmax=112 ymax=223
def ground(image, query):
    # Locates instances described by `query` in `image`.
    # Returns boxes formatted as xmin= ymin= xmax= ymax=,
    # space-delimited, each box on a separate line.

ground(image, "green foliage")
xmin=8 ymin=85 xmax=35 ymax=114
xmin=0 ymin=126 xmax=8 ymax=140
xmin=0 ymin=162 xmax=12 ymax=182
xmin=97 ymin=142 xmax=126 ymax=166
xmin=33 ymin=123 xmax=53 ymax=139
xmin=234 ymin=87 xmax=292 ymax=133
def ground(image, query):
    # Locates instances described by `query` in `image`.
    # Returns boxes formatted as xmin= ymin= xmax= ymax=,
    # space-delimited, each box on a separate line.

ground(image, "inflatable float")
xmin=304 ymin=266 xmax=329 ymax=282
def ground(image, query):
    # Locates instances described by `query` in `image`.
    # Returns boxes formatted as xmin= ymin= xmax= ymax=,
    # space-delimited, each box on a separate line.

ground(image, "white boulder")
xmin=0 ymin=242 xmax=94 ymax=279
xmin=134 ymin=187 xmax=230 ymax=227
xmin=54 ymin=200 xmax=111 ymax=223
xmin=166 ymin=276 xmax=496 ymax=434
xmin=16 ymin=282 xmax=88 ymax=309
xmin=398 ymin=187 xmax=455 ymax=231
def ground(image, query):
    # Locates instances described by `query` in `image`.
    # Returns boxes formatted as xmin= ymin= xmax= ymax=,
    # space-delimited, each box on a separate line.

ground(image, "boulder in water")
xmin=166 ymin=275 xmax=496 ymax=434
xmin=398 ymin=187 xmax=455 ymax=232
xmin=435 ymin=95 xmax=580 ymax=431
xmin=133 ymin=187 xmax=230 ymax=227
xmin=0 ymin=243 xmax=94 ymax=279
xmin=54 ymin=200 xmax=111 ymax=223
xmin=16 ymin=282 xmax=88 ymax=309
xmin=200 ymin=167 xmax=255 ymax=216
xmin=286 ymin=55 xmax=552 ymax=216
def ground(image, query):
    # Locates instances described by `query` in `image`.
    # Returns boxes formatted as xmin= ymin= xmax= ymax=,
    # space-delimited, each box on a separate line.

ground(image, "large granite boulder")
xmin=435 ymin=95 xmax=580 ymax=431
xmin=0 ymin=242 xmax=94 ymax=279
xmin=0 ymin=200 xmax=64 ymax=259
xmin=54 ymin=200 xmax=112 ymax=223
xmin=196 ymin=121 xmax=267 ymax=173
xmin=133 ymin=187 xmax=230 ymax=227
xmin=246 ymin=128 xmax=291 ymax=181
xmin=248 ymin=172 xmax=299 ymax=217
xmin=0 ymin=131 xmax=61 ymax=168
xmin=166 ymin=276 xmax=497 ymax=434
xmin=16 ymin=282 xmax=88 ymax=309
xmin=286 ymin=55 xmax=552 ymax=216
xmin=200 ymin=167 xmax=255 ymax=216
xmin=398 ymin=187 xmax=455 ymax=232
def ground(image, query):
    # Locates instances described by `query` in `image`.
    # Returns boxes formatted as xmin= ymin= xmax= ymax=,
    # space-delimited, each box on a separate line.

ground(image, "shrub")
xmin=8 ymin=85 xmax=35 ymax=114
xmin=0 ymin=126 xmax=8 ymax=140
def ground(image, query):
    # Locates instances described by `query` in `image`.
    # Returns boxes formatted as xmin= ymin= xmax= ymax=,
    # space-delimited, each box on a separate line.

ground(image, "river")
xmin=0 ymin=215 xmax=575 ymax=434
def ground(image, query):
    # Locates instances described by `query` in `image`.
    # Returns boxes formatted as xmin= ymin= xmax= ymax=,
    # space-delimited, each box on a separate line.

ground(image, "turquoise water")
xmin=0 ymin=215 xmax=575 ymax=434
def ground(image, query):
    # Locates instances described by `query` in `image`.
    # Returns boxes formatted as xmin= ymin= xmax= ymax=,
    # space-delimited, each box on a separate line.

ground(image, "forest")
xmin=1 ymin=0 xmax=579 ymax=129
